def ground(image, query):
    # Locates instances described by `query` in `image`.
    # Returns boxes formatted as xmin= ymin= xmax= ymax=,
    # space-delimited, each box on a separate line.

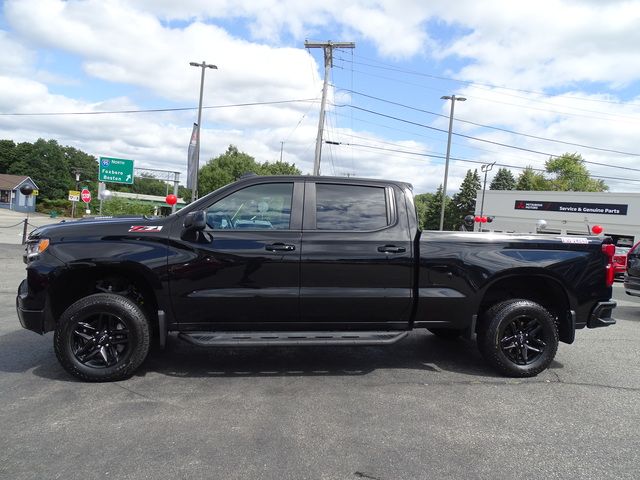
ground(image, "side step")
xmin=178 ymin=331 xmax=409 ymax=347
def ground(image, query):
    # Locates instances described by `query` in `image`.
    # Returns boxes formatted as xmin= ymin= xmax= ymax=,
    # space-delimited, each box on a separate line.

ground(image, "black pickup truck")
xmin=17 ymin=175 xmax=617 ymax=381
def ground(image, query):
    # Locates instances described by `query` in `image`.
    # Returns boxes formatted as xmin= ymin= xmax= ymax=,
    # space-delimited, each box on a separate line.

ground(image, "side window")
xmin=205 ymin=183 xmax=293 ymax=230
xmin=316 ymin=184 xmax=388 ymax=230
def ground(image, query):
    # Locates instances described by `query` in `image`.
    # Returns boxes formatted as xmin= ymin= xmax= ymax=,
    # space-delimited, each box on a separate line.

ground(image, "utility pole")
xmin=305 ymin=40 xmax=355 ymax=176
xmin=439 ymin=94 xmax=467 ymax=231
xmin=189 ymin=61 xmax=217 ymax=202
xmin=280 ymin=141 xmax=284 ymax=162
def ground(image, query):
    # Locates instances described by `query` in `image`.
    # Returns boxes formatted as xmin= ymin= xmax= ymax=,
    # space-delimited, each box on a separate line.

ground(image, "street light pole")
xmin=189 ymin=61 xmax=217 ymax=202
xmin=439 ymin=94 xmax=466 ymax=231
xmin=479 ymin=162 xmax=496 ymax=232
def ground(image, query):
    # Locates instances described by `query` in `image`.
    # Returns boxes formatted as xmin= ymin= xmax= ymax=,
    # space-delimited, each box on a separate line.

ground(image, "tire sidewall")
xmin=54 ymin=294 xmax=150 ymax=381
xmin=480 ymin=300 xmax=559 ymax=377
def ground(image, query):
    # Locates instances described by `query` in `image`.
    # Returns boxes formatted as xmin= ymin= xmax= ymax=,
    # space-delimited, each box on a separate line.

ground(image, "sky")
xmin=1 ymin=0 xmax=640 ymax=194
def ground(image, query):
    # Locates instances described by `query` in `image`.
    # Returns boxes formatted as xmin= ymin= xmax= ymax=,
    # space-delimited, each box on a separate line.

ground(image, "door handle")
xmin=377 ymin=245 xmax=406 ymax=254
xmin=266 ymin=243 xmax=296 ymax=252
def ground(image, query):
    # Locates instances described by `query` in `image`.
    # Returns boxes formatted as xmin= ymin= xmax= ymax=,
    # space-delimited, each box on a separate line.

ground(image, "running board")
xmin=178 ymin=331 xmax=409 ymax=347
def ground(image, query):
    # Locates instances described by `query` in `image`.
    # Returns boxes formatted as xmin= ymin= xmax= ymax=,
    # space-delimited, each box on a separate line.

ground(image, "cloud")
xmin=0 ymin=30 xmax=35 ymax=76
xmin=431 ymin=0 xmax=640 ymax=89
xmin=2 ymin=0 xmax=640 ymax=196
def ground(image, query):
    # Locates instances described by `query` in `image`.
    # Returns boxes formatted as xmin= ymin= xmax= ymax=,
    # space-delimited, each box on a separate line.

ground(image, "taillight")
xmin=602 ymin=244 xmax=615 ymax=257
xmin=602 ymin=243 xmax=615 ymax=287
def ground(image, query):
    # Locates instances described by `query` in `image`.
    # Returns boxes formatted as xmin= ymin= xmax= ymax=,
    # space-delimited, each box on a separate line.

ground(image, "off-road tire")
xmin=54 ymin=293 xmax=150 ymax=382
xmin=477 ymin=299 xmax=559 ymax=377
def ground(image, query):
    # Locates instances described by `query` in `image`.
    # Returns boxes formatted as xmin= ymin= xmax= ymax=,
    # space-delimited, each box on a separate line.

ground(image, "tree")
xmin=516 ymin=166 xmax=548 ymax=191
xmin=198 ymin=145 xmax=300 ymax=195
xmin=414 ymin=193 xmax=433 ymax=230
xmin=199 ymin=145 xmax=257 ymax=194
xmin=452 ymin=169 xmax=481 ymax=226
xmin=0 ymin=140 xmax=17 ymax=173
xmin=259 ymin=160 xmax=301 ymax=176
xmin=489 ymin=168 xmax=516 ymax=190
xmin=8 ymin=139 xmax=76 ymax=200
xmin=545 ymin=153 xmax=608 ymax=192
xmin=422 ymin=185 xmax=457 ymax=230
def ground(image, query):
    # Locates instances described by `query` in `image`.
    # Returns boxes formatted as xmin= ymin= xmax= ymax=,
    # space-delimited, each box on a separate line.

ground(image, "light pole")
xmin=439 ymin=94 xmax=466 ymax=231
xmin=189 ymin=61 xmax=217 ymax=202
xmin=479 ymin=161 xmax=495 ymax=231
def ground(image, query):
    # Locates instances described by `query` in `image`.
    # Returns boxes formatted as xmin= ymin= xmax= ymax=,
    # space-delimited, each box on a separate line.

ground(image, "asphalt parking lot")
xmin=1 ymin=242 xmax=639 ymax=480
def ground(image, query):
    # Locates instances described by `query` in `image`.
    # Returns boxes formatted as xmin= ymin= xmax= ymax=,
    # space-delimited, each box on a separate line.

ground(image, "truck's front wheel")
xmin=478 ymin=299 xmax=558 ymax=377
xmin=54 ymin=293 xmax=150 ymax=382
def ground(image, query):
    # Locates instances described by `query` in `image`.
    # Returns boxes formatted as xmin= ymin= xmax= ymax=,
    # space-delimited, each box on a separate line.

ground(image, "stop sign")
xmin=81 ymin=189 xmax=92 ymax=203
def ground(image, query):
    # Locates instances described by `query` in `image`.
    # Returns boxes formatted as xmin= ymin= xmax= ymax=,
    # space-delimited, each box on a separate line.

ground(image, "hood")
xmin=28 ymin=215 xmax=173 ymax=242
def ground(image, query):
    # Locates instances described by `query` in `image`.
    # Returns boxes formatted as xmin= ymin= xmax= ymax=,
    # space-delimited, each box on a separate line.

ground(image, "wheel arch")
xmin=477 ymin=272 xmax=575 ymax=344
xmin=47 ymin=262 xmax=165 ymax=334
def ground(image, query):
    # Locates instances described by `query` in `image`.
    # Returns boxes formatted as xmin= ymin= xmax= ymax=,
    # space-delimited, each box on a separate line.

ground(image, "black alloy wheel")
xmin=478 ymin=299 xmax=559 ymax=377
xmin=54 ymin=293 xmax=150 ymax=382
xmin=71 ymin=314 xmax=130 ymax=368
xmin=498 ymin=315 xmax=546 ymax=365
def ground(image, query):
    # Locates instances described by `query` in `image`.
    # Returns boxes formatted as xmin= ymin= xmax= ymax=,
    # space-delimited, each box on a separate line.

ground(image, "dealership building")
xmin=474 ymin=190 xmax=638 ymax=247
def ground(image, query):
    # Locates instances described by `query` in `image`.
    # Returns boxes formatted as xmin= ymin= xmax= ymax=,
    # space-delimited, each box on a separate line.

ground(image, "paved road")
xmin=1 ymin=243 xmax=638 ymax=480
xmin=0 ymin=209 xmax=64 ymax=245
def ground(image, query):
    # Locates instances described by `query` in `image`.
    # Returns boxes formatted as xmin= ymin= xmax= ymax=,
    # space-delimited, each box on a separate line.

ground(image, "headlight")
xmin=26 ymin=238 xmax=50 ymax=260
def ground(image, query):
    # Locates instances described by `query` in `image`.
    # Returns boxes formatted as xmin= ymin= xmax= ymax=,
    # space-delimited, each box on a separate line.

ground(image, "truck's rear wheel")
xmin=478 ymin=299 xmax=558 ymax=377
xmin=54 ymin=293 xmax=150 ymax=382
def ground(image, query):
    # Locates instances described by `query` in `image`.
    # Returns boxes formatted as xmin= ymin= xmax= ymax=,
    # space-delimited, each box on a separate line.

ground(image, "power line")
xmin=0 ymin=99 xmax=318 ymax=116
xmin=325 ymin=139 xmax=640 ymax=185
xmin=333 ymin=103 xmax=640 ymax=175
xmin=337 ymin=53 xmax=640 ymax=108
xmin=334 ymin=60 xmax=640 ymax=124
xmin=337 ymin=87 xmax=640 ymax=157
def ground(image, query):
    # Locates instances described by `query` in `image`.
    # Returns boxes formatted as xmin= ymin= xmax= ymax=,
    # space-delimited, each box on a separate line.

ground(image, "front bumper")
xmin=16 ymin=279 xmax=46 ymax=334
xmin=587 ymin=301 xmax=617 ymax=328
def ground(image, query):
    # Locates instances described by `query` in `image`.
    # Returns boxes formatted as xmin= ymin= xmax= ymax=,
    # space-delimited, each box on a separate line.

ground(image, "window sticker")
xmin=559 ymin=237 xmax=589 ymax=244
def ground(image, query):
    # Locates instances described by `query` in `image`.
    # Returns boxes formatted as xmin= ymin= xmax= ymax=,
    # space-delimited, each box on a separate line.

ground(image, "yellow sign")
xmin=68 ymin=190 xmax=81 ymax=202
xmin=32 ymin=189 xmax=39 ymax=196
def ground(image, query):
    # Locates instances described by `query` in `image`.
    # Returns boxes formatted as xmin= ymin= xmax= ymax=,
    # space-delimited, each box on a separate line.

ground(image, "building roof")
xmin=0 ymin=174 xmax=38 ymax=190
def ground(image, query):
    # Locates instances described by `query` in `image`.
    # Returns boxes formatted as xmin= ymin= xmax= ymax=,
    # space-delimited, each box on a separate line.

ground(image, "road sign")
xmin=99 ymin=156 xmax=134 ymax=184
xmin=32 ymin=189 xmax=39 ymax=196
xmin=68 ymin=190 xmax=80 ymax=202
xmin=81 ymin=189 xmax=92 ymax=203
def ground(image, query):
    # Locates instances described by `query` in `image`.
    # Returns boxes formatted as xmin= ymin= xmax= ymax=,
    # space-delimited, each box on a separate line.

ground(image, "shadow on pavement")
xmin=0 ymin=329 xmax=69 ymax=380
xmin=136 ymin=331 xmax=500 ymax=379
xmin=0 ymin=328 xmax=505 ymax=382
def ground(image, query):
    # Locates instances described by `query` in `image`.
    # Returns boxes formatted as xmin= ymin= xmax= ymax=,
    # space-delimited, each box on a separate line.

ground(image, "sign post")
xmin=99 ymin=157 xmax=135 ymax=184
xmin=81 ymin=188 xmax=91 ymax=214
xmin=68 ymin=189 xmax=80 ymax=218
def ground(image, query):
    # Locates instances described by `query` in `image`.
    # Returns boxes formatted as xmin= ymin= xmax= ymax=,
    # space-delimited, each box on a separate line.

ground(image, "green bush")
xmin=36 ymin=198 xmax=72 ymax=216
xmin=100 ymin=197 xmax=155 ymax=217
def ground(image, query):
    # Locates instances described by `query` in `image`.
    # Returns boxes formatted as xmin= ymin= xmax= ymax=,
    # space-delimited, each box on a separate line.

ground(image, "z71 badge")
xmin=128 ymin=225 xmax=163 ymax=232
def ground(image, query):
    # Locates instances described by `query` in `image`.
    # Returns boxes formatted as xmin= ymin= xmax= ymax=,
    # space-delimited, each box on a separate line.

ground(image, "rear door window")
xmin=315 ymin=184 xmax=388 ymax=231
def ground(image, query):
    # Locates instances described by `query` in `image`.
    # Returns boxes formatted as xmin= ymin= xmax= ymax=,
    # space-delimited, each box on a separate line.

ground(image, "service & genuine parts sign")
xmin=514 ymin=200 xmax=628 ymax=216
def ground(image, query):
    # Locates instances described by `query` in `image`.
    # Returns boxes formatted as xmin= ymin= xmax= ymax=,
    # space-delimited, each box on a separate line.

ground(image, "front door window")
xmin=205 ymin=183 xmax=293 ymax=231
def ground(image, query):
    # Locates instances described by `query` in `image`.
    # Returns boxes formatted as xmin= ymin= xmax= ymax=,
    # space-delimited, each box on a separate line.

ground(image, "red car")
xmin=613 ymin=246 xmax=630 ymax=278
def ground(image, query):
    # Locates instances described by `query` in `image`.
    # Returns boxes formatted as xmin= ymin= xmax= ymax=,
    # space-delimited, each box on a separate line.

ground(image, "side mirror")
xmin=183 ymin=211 xmax=207 ymax=231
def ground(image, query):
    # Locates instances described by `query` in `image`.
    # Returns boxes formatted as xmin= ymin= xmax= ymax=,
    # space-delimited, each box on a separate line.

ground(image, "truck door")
xmin=168 ymin=180 xmax=302 ymax=329
xmin=299 ymin=181 xmax=413 ymax=330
